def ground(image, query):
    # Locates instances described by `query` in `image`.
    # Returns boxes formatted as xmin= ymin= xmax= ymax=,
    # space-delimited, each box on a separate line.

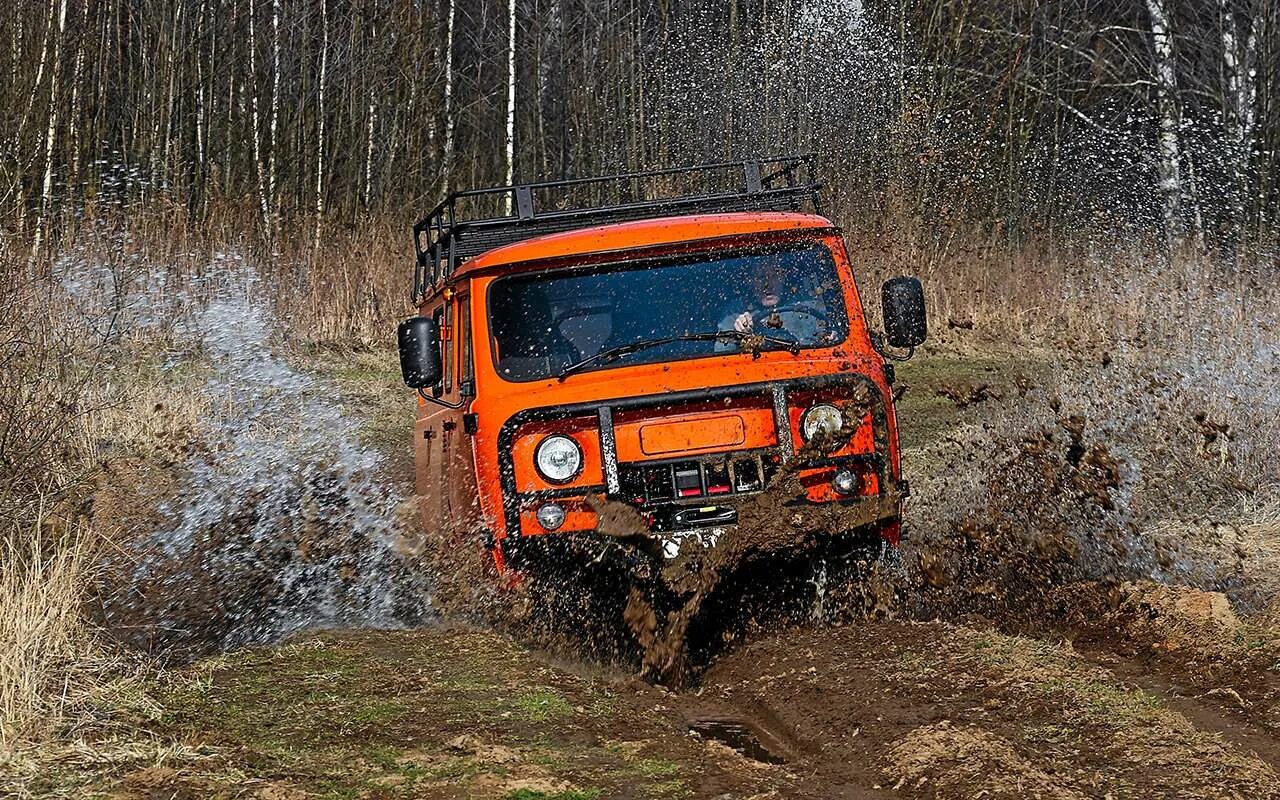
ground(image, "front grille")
xmin=617 ymin=451 xmax=779 ymax=506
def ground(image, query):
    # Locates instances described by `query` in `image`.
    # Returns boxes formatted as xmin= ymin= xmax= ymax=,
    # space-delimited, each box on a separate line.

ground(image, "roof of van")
xmin=449 ymin=211 xmax=835 ymax=281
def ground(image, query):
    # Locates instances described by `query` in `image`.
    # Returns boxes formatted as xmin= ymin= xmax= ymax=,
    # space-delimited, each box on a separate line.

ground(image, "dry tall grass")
xmin=0 ymin=512 xmax=94 ymax=745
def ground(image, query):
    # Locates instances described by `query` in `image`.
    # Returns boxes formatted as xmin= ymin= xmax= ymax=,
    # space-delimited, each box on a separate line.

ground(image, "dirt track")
xmin=35 ymin=346 xmax=1279 ymax=799
xmin=51 ymin=608 xmax=1280 ymax=799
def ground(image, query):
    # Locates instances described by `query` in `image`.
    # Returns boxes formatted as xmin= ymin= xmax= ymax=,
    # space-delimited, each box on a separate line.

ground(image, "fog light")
xmin=536 ymin=503 xmax=566 ymax=531
xmin=832 ymin=469 xmax=858 ymax=495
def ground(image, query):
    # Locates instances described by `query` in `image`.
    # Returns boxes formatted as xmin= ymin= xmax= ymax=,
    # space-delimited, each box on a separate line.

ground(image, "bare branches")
xmin=0 ymin=0 xmax=1275 ymax=252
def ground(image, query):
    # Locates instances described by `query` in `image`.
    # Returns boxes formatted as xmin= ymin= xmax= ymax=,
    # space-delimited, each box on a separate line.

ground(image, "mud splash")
xmin=98 ymin=268 xmax=435 ymax=656
xmin=620 ymin=387 xmax=896 ymax=687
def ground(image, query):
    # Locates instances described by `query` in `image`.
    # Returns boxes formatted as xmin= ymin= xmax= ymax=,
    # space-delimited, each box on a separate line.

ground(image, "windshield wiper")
xmin=556 ymin=330 xmax=801 ymax=382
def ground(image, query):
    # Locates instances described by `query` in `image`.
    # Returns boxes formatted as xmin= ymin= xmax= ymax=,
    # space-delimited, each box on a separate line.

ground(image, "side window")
xmin=431 ymin=305 xmax=446 ymax=395
xmin=458 ymin=295 xmax=473 ymax=387
xmin=443 ymin=297 xmax=454 ymax=393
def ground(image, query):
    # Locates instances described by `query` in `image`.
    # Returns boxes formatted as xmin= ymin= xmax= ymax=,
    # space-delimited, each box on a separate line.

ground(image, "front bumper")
xmin=497 ymin=373 xmax=896 ymax=541
xmin=502 ymin=482 xmax=906 ymax=574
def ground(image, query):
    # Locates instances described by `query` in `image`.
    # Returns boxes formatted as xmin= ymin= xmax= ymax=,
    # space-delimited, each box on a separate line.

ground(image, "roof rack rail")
xmin=411 ymin=154 xmax=823 ymax=300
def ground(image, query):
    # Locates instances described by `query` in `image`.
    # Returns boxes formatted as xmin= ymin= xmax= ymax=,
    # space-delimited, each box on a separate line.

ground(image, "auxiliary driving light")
xmin=832 ymin=469 xmax=859 ymax=495
xmin=536 ymin=503 xmax=566 ymax=531
xmin=801 ymin=403 xmax=844 ymax=442
xmin=534 ymin=435 xmax=583 ymax=483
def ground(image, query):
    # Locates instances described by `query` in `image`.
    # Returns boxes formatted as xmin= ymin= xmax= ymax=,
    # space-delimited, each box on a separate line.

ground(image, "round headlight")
xmin=801 ymin=403 xmax=844 ymax=442
xmin=534 ymin=435 xmax=583 ymax=483
xmin=536 ymin=503 xmax=566 ymax=531
xmin=832 ymin=469 xmax=859 ymax=495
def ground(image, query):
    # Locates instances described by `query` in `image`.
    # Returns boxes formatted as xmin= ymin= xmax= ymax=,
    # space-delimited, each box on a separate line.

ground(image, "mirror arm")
xmin=417 ymin=388 xmax=466 ymax=410
xmin=870 ymin=331 xmax=916 ymax=362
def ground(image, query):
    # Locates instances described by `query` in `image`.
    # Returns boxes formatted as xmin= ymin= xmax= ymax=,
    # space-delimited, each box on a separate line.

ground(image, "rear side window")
xmin=443 ymin=298 xmax=454 ymax=392
xmin=431 ymin=305 xmax=446 ymax=394
xmin=458 ymin=295 xmax=473 ymax=386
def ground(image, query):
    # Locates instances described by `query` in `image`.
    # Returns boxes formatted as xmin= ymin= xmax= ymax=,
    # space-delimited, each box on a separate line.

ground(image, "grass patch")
xmin=1044 ymin=678 xmax=1164 ymax=724
xmin=642 ymin=778 xmax=691 ymax=798
xmin=352 ymin=700 xmax=406 ymax=724
xmin=894 ymin=351 xmax=1038 ymax=449
xmin=504 ymin=790 xmax=602 ymax=800
xmin=631 ymin=757 xmax=680 ymax=778
xmin=513 ymin=689 xmax=574 ymax=722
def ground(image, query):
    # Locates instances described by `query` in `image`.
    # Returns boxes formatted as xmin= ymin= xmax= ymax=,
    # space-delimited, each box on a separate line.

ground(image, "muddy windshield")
xmin=488 ymin=241 xmax=849 ymax=381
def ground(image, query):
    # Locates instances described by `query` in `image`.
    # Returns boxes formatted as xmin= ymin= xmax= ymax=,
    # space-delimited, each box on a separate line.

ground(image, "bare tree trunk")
xmin=30 ymin=0 xmax=68 ymax=268
xmin=1221 ymin=0 xmax=1260 ymax=252
xmin=440 ymin=0 xmax=456 ymax=199
xmin=362 ymin=23 xmax=376 ymax=213
xmin=249 ymin=0 xmax=269 ymax=230
xmin=504 ymin=0 xmax=517 ymax=212
xmin=13 ymin=0 xmax=59 ymax=230
xmin=267 ymin=0 xmax=280 ymax=231
xmin=196 ymin=0 xmax=208 ymax=212
xmin=160 ymin=2 xmax=182 ymax=194
xmin=67 ymin=0 xmax=89 ymax=199
xmin=1145 ymin=0 xmax=1187 ymax=252
xmin=313 ymin=0 xmax=328 ymax=252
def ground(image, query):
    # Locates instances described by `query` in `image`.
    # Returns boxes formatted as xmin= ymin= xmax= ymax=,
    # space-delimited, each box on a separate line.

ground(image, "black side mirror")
xmin=398 ymin=316 xmax=442 ymax=389
xmin=881 ymin=276 xmax=928 ymax=349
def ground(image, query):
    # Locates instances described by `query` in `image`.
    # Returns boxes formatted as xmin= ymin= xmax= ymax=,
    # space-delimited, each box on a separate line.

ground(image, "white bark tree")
xmin=1145 ymin=0 xmax=1186 ymax=252
xmin=248 ymin=0 xmax=269 ymax=229
xmin=440 ymin=0 xmax=456 ymax=200
xmin=362 ymin=19 xmax=377 ymax=212
xmin=30 ymin=0 xmax=67 ymax=266
xmin=1220 ymin=0 xmax=1260 ymax=250
xmin=503 ymin=0 xmax=516 ymax=212
xmin=267 ymin=0 xmax=281 ymax=231
xmin=313 ymin=0 xmax=328 ymax=252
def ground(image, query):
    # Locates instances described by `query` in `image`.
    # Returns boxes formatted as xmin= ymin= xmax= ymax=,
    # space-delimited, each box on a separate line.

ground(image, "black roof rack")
xmin=411 ymin=154 xmax=823 ymax=300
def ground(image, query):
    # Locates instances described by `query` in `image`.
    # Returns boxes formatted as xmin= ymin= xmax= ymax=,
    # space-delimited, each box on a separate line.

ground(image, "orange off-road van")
xmin=398 ymin=156 xmax=926 ymax=591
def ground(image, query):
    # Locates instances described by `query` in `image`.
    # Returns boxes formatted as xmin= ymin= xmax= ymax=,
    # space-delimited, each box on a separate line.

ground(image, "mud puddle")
xmin=687 ymin=716 xmax=790 ymax=764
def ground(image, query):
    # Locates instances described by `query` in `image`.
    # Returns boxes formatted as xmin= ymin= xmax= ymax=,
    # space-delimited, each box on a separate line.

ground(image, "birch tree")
xmin=1145 ymin=0 xmax=1186 ymax=251
xmin=30 ymin=0 xmax=67 ymax=266
xmin=362 ymin=16 xmax=377 ymax=213
xmin=440 ymin=0 xmax=456 ymax=199
xmin=313 ymin=0 xmax=328 ymax=251
xmin=1220 ymin=0 xmax=1259 ymax=249
xmin=503 ymin=0 xmax=516 ymax=212
xmin=249 ymin=0 xmax=269 ymax=228
xmin=267 ymin=0 xmax=281 ymax=232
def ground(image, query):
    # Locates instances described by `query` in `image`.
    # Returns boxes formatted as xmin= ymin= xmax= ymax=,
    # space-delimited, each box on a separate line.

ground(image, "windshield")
xmin=488 ymin=241 xmax=849 ymax=381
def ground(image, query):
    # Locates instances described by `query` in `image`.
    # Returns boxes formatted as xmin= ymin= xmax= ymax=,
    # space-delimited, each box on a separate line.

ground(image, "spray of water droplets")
xmin=98 ymin=258 xmax=435 ymax=656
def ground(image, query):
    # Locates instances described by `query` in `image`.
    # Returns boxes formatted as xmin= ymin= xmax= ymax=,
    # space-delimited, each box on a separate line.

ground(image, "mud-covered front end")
xmin=495 ymin=371 xmax=906 ymax=582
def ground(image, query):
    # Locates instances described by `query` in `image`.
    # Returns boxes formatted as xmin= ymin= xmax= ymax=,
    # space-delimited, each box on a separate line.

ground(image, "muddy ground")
xmin=21 ymin=345 xmax=1280 ymax=799
xmin=30 ymin=609 xmax=1280 ymax=799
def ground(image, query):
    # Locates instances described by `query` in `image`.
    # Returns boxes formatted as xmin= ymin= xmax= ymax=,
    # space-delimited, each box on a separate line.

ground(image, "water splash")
xmin=103 ymin=262 xmax=434 ymax=656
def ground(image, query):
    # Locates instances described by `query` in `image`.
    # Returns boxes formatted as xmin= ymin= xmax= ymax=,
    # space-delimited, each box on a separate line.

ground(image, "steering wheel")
xmin=754 ymin=304 xmax=825 ymax=340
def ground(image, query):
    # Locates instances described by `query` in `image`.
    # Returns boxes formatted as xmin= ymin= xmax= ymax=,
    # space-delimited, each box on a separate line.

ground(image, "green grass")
xmin=1048 ymin=678 xmax=1165 ymax=724
xmin=504 ymin=790 xmax=603 ymax=800
xmin=513 ymin=689 xmax=575 ymax=722
xmin=893 ymin=351 xmax=1039 ymax=449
